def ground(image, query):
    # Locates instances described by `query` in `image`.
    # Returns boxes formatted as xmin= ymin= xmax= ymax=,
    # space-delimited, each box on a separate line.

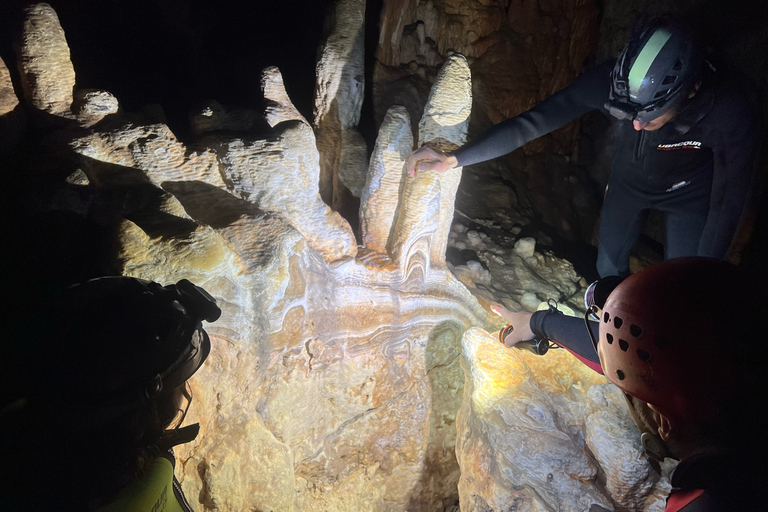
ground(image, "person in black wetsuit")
xmin=408 ymin=17 xmax=757 ymax=278
xmin=493 ymin=257 xmax=767 ymax=511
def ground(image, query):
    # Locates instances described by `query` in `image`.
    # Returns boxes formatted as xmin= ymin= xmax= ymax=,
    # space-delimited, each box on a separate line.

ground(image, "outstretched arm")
xmin=408 ymin=60 xmax=613 ymax=174
xmin=493 ymin=305 xmax=602 ymax=374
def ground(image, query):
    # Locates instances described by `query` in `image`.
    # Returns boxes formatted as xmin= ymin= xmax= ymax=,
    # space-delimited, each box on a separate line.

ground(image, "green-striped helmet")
xmin=607 ymin=19 xmax=701 ymax=122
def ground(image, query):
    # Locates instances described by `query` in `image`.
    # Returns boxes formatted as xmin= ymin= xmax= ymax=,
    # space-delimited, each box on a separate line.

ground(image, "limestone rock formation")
xmin=7 ymin=3 xmax=660 ymax=511
xmin=314 ymin=0 xmax=368 ymax=209
xmin=585 ymin=385 xmax=673 ymax=512
xmin=457 ymin=329 xmax=671 ymax=511
xmin=61 ymin=27 xmax=484 ymax=512
xmin=15 ymin=3 xmax=76 ymax=118
xmin=1 ymin=56 xmax=23 ymax=155
xmin=0 ymin=57 xmax=18 ymax=116
xmin=416 ymin=53 xmax=472 ymax=265
xmin=359 ymin=105 xmax=413 ymax=255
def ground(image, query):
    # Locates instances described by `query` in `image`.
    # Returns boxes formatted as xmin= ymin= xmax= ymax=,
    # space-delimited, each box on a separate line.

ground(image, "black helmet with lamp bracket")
xmin=9 ymin=276 xmax=221 ymax=449
xmin=606 ymin=17 xmax=702 ymax=123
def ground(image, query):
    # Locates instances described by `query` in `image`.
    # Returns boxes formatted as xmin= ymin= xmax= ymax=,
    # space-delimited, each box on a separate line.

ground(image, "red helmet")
xmin=597 ymin=258 xmax=751 ymax=423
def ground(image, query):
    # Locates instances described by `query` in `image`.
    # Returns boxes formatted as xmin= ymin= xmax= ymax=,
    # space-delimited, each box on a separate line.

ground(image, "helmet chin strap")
xmin=155 ymin=423 xmax=201 ymax=452
xmin=641 ymin=432 xmax=670 ymax=462
xmin=622 ymin=393 xmax=672 ymax=463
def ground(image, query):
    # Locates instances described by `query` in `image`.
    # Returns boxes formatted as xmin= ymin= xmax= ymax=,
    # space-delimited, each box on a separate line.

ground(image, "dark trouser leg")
xmin=596 ymin=181 xmax=648 ymax=278
xmin=658 ymin=174 xmax=711 ymax=260
xmin=664 ymin=211 xmax=707 ymax=259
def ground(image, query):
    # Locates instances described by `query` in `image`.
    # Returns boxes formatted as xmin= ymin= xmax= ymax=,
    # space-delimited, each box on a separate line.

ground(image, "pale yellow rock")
xmin=314 ymin=0 xmax=367 ymax=206
xmin=314 ymin=0 xmax=366 ymax=130
xmin=360 ymin=105 xmax=412 ymax=255
xmin=263 ymin=67 xmax=308 ymax=127
xmin=389 ymin=173 xmax=441 ymax=278
xmin=457 ymin=327 xmax=614 ymax=511
xmin=72 ymin=89 xmax=119 ymax=127
xmin=72 ymin=122 xmax=225 ymax=191
xmin=417 ymin=54 xmax=472 ymax=266
xmin=214 ymin=122 xmax=357 ymax=263
xmin=16 ymin=3 xmax=76 ymax=117
xmin=0 ymin=57 xmax=19 ymax=116
xmin=585 ymin=384 xmax=672 ymax=512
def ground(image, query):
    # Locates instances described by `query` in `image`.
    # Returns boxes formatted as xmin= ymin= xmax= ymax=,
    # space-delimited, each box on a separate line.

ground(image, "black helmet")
xmin=607 ymin=18 xmax=701 ymax=122
xmin=15 ymin=277 xmax=221 ymax=430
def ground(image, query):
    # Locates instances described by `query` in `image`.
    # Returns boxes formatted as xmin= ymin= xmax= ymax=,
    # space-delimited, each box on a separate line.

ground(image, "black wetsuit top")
xmin=530 ymin=309 xmax=766 ymax=511
xmin=453 ymin=61 xmax=756 ymax=262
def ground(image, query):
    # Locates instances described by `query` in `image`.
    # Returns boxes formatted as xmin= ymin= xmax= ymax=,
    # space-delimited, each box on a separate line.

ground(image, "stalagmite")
xmin=359 ymin=105 xmax=413 ymax=256
xmin=15 ymin=3 xmax=76 ymax=117
xmin=0 ymin=57 xmax=19 ymax=116
xmin=314 ymin=0 xmax=367 ymax=207
xmin=386 ymin=53 xmax=471 ymax=273
xmin=263 ymin=66 xmax=309 ymax=127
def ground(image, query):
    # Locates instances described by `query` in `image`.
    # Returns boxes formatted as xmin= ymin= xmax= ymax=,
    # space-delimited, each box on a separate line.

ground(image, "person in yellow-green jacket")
xmin=0 ymin=277 xmax=221 ymax=511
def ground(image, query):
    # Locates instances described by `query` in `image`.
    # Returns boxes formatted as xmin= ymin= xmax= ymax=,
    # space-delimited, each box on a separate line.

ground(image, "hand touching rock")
xmin=491 ymin=305 xmax=534 ymax=348
xmin=406 ymin=145 xmax=458 ymax=176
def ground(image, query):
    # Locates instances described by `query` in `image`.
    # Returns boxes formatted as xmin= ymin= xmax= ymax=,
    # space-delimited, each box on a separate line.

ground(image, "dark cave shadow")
xmin=405 ymin=319 xmax=466 ymax=511
xmin=74 ymin=154 xmax=269 ymax=238
xmin=161 ymin=179 xmax=269 ymax=229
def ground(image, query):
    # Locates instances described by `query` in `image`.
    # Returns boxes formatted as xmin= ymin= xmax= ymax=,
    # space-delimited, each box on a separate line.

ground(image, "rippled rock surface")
xmin=3 ymin=3 xmax=667 ymax=511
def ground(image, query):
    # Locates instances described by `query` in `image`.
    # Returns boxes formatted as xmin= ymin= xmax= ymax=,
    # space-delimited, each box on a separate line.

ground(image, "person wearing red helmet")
xmin=493 ymin=257 xmax=766 ymax=511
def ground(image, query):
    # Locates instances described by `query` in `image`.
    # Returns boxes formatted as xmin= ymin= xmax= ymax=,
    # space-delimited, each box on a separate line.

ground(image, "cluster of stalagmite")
xmin=3 ymin=3 xmax=668 ymax=511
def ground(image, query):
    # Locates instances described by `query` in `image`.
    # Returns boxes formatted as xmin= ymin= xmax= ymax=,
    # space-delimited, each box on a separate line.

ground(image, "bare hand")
xmin=490 ymin=305 xmax=534 ymax=348
xmin=406 ymin=146 xmax=458 ymax=176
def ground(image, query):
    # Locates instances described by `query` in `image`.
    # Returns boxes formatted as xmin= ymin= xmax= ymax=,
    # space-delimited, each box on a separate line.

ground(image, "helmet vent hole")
xmin=673 ymin=59 xmax=683 ymax=71
xmin=654 ymin=89 xmax=669 ymax=99
xmin=619 ymin=339 xmax=629 ymax=352
xmin=637 ymin=349 xmax=652 ymax=362
xmin=630 ymin=324 xmax=643 ymax=338
xmin=603 ymin=312 xmax=610 ymax=323
xmin=616 ymin=369 xmax=625 ymax=380
xmin=614 ymin=317 xmax=623 ymax=329
xmin=606 ymin=333 xmax=614 ymax=344
xmin=662 ymin=75 xmax=677 ymax=85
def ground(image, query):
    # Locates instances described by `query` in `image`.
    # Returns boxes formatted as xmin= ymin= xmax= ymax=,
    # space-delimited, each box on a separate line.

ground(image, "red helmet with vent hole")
xmin=597 ymin=257 xmax=749 ymax=422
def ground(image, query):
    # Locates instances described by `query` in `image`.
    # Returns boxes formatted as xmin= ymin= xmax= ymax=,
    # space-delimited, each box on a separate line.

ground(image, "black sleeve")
xmin=453 ymin=60 xmax=614 ymax=167
xmin=530 ymin=309 xmax=603 ymax=373
xmin=698 ymin=86 xmax=757 ymax=258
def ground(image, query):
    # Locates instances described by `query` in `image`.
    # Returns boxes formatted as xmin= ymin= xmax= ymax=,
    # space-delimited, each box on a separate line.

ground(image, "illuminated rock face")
xmin=39 ymin=4 xmax=480 ymax=508
xmin=15 ymin=3 xmax=76 ymax=117
xmin=9 ymin=3 xmax=665 ymax=512
xmin=0 ymin=57 xmax=18 ymax=116
xmin=457 ymin=329 xmax=671 ymax=512
xmin=314 ymin=0 xmax=368 ymax=209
